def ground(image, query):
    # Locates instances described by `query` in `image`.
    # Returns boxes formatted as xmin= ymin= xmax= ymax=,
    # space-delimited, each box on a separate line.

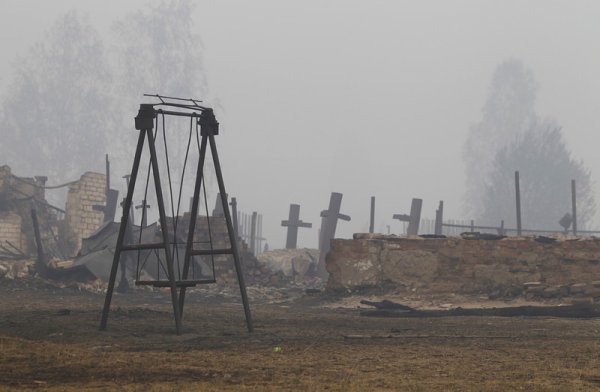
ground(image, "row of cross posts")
xmin=280 ymin=192 xmax=352 ymax=277
xmin=94 ymin=157 xmax=587 ymax=268
xmin=182 ymin=172 xmax=588 ymax=277
xmin=280 ymin=175 xmax=587 ymax=273
xmin=279 ymin=193 xmax=432 ymax=277
xmin=281 ymin=193 xmax=351 ymax=251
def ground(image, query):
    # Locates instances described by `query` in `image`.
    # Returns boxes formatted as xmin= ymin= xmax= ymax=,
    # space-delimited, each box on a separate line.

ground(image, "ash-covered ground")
xmin=1 ymin=276 xmax=600 ymax=391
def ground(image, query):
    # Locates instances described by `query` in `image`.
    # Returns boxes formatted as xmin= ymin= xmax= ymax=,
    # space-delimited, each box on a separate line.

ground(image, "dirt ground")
xmin=2 ymin=279 xmax=600 ymax=391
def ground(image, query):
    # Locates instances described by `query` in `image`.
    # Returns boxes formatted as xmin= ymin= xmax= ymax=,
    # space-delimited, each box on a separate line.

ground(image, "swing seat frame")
xmin=134 ymin=279 xmax=216 ymax=288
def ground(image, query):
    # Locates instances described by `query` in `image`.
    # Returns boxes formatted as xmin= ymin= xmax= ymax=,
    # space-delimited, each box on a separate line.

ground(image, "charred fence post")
xmin=515 ymin=171 xmax=522 ymax=236
xmin=369 ymin=196 xmax=375 ymax=234
xmin=30 ymin=209 xmax=46 ymax=271
xmin=434 ymin=201 xmax=444 ymax=235
xmin=250 ymin=212 xmax=257 ymax=255
xmin=230 ymin=197 xmax=239 ymax=240
xmin=572 ymin=179 xmax=577 ymax=236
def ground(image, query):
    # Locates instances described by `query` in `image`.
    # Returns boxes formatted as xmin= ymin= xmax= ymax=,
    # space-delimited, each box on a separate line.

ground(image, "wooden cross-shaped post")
xmin=281 ymin=204 xmax=312 ymax=249
xmin=393 ymin=198 xmax=422 ymax=235
xmin=135 ymin=199 xmax=151 ymax=228
xmin=318 ymin=192 xmax=351 ymax=277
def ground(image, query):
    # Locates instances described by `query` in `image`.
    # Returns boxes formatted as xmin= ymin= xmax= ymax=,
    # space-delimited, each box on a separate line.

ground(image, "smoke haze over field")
xmin=1 ymin=1 xmax=600 ymax=248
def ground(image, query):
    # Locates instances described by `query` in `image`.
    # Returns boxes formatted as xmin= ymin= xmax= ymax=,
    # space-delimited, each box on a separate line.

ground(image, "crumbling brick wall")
xmin=63 ymin=172 xmax=106 ymax=256
xmin=0 ymin=211 xmax=24 ymax=252
xmin=0 ymin=165 xmax=46 ymax=201
xmin=326 ymin=234 xmax=600 ymax=299
xmin=0 ymin=165 xmax=52 ymax=255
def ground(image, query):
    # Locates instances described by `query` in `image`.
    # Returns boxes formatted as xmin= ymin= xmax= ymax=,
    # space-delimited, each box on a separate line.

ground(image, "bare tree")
xmin=464 ymin=59 xmax=595 ymax=230
xmin=0 ymin=11 xmax=111 ymax=182
xmin=0 ymin=1 xmax=211 ymax=215
xmin=481 ymin=123 xmax=595 ymax=230
xmin=105 ymin=0 xmax=211 ymax=212
xmin=463 ymin=59 xmax=537 ymax=218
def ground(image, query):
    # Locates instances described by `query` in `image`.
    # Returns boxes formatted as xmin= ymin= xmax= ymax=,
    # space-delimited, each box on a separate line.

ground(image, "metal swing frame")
xmin=100 ymin=95 xmax=253 ymax=334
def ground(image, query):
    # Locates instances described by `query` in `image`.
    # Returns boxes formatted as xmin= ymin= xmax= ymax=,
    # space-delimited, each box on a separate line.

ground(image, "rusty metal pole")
xmin=515 ymin=171 xmax=522 ymax=236
xmin=571 ymin=179 xmax=577 ymax=236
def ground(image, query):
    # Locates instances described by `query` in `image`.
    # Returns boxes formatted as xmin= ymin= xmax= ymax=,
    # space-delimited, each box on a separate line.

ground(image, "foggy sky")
xmin=1 ymin=0 xmax=600 ymax=249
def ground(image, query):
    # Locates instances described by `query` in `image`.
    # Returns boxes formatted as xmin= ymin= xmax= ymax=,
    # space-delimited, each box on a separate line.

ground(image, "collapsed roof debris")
xmin=0 ymin=165 xmax=322 ymax=292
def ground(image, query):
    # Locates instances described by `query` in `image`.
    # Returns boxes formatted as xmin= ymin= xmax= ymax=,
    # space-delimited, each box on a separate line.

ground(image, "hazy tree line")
xmin=0 ymin=0 xmax=207 ymax=192
xmin=464 ymin=59 xmax=595 ymax=231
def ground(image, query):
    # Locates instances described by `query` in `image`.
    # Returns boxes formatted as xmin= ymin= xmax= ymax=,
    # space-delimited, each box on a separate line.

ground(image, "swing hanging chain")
xmin=173 ymin=117 xmax=195 ymax=279
xmin=159 ymin=112 xmax=182 ymax=281
xmin=171 ymin=117 xmax=194 ymax=238
xmin=171 ymin=116 xmax=195 ymax=281
xmin=162 ymin=113 xmax=177 ymax=225
xmin=177 ymin=119 xmax=194 ymax=217
xmin=203 ymin=175 xmax=217 ymax=281
xmin=138 ymin=247 xmax=154 ymax=276
xmin=153 ymin=249 xmax=169 ymax=278
xmin=197 ymin=122 xmax=217 ymax=281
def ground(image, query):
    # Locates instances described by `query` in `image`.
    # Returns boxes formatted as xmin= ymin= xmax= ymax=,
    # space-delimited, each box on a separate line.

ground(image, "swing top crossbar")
xmin=136 ymin=94 xmax=219 ymax=135
xmin=143 ymin=94 xmax=207 ymax=112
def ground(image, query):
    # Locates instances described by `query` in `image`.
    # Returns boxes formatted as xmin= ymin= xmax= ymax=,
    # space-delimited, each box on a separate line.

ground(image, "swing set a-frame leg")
xmin=100 ymin=129 xmax=146 ymax=331
xmin=209 ymin=134 xmax=253 ymax=332
xmin=100 ymin=125 xmax=183 ymax=335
